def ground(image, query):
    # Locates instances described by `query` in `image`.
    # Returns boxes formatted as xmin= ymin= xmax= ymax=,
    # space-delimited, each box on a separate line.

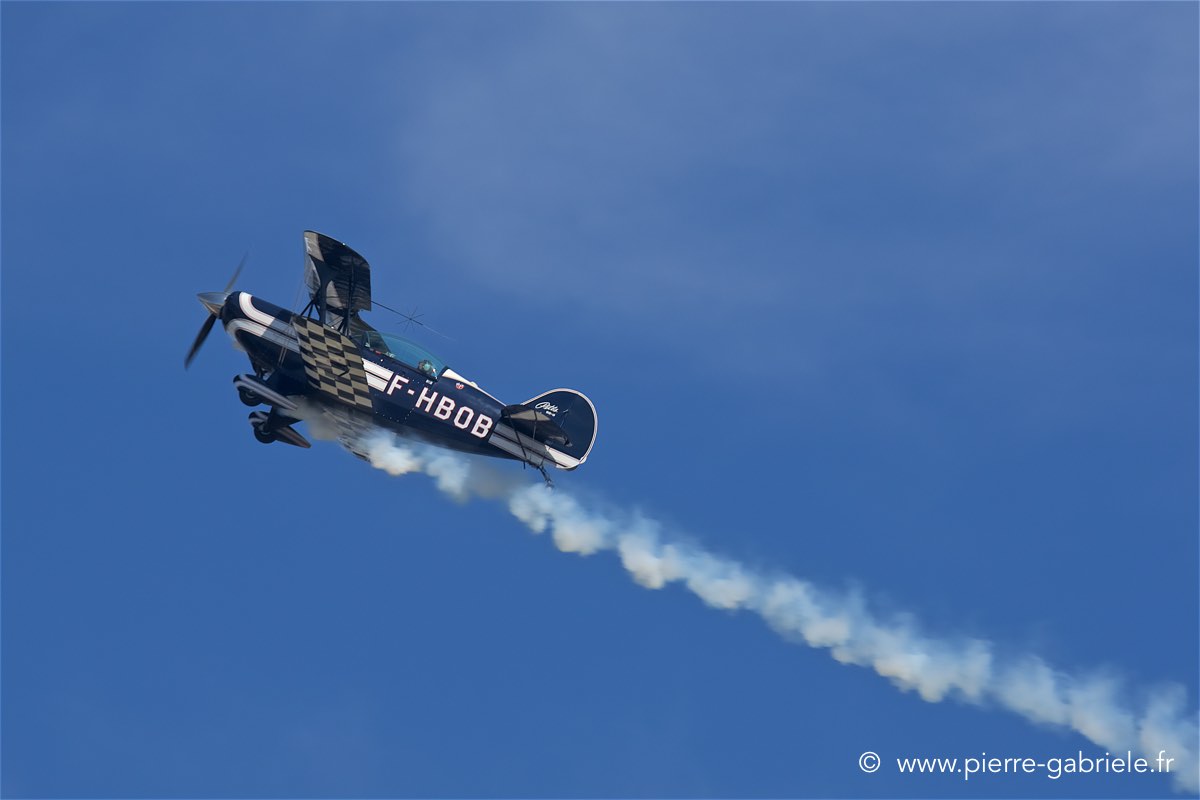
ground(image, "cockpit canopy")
xmin=359 ymin=330 xmax=446 ymax=379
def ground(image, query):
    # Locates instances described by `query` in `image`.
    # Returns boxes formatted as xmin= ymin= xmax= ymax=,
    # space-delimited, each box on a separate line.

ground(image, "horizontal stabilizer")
xmin=506 ymin=388 xmax=597 ymax=468
xmin=502 ymin=404 xmax=571 ymax=447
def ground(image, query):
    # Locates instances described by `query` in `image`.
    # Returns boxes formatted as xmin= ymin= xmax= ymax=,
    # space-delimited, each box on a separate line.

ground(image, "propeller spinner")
xmin=184 ymin=256 xmax=245 ymax=369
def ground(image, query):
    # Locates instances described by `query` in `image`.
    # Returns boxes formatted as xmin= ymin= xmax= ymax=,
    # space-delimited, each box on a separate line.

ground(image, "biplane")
xmin=186 ymin=232 xmax=597 ymax=483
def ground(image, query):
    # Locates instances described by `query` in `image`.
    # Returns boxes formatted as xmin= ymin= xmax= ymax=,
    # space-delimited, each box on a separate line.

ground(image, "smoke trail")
xmin=357 ymin=430 xmax=1199 ymax=793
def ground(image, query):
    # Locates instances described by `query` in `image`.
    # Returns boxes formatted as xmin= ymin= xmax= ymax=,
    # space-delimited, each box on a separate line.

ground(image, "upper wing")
xmin=303 ymin=231 xmax=373 ymax=316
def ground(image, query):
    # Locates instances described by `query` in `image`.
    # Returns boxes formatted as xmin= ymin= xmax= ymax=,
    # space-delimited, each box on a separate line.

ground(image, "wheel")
xmin=238 ymin=386 xmax=262 ymax=407
xmin=253 ymin=427 xmax=276 ymax=444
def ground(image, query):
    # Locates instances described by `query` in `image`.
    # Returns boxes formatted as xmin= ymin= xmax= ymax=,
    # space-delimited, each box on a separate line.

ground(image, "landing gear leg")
xmin=249 ymin=411 xmax=276 ymax=444
xmin=538 ymin=464 xmax=554 ymax=489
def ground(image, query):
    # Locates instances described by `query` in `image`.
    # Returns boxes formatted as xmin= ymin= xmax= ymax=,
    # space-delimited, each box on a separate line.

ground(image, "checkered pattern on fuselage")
xmin=291 ymin=317 xmax=374 ymax=411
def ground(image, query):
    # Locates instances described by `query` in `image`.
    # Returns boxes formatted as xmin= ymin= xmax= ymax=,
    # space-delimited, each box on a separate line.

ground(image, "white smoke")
xmin=355 ymin=430 xmax=1199 ymax=793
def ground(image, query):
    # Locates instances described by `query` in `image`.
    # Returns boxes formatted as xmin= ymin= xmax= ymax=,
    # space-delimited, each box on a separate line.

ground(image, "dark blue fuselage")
xmin=220 ymin=291 xmax=510 ymax=460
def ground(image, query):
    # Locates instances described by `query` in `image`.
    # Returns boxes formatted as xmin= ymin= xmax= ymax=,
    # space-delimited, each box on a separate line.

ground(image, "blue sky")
xmin=2 ymin=2 xmax=1197 ymax=797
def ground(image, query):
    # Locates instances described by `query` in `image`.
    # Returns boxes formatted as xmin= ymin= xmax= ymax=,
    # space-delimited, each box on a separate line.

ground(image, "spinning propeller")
xmin=184 ymin=255 xmax=245 ymax=369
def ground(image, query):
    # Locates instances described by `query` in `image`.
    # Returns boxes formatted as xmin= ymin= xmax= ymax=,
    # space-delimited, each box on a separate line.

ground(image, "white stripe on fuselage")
xmin=239 ymin=292 xmax=293 ymax=334
xmin=362 ymin=359 xmax=395 ymax=382
xmin=226 ymin=319 xmax=300 ymax=353
xmin=225 ymin=293 xmax=299 ymax=352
